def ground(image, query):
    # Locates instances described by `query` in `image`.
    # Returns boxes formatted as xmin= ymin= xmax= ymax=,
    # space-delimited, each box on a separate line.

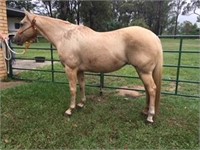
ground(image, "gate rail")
xmin=7 ymin=35 xmax=200 ymax=98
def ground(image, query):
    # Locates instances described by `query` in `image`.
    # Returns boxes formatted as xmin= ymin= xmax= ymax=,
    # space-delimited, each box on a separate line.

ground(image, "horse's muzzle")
xmin=13 ymin=35 xmax=24 ymax=46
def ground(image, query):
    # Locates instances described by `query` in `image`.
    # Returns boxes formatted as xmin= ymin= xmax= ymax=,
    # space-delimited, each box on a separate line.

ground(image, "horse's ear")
xmin=24 ymin=8 xmax=30 ymax=15
xmin=23 ymin=8 xmax=33 ymax=19
xmin=30 ymin=10 xmax=34 ymax=14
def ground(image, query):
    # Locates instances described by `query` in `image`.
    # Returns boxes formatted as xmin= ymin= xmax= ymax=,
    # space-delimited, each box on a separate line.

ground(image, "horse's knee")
xmin=147 ymin=85 xmax=156 ymax=97
xmin=70 ymin=86 xmax=76 ymax=94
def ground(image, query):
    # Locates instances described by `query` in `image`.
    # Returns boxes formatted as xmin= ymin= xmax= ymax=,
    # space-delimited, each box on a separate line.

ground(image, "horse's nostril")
xmin=13 ymin=38 xmax=16 ymax=43
xmin=12 ymin=37 xmax=20 ymax=45
xmin=13 ymin=36 xmax=17 ymax=43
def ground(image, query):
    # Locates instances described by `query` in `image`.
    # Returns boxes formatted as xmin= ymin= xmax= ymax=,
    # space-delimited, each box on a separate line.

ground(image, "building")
xmin=0 ymin=3 xmax=25 ymax=80
xmin=0 ymin=0 xmax=8 ymax=80
xmin=7 ymin=7 xmax=25 ymax=34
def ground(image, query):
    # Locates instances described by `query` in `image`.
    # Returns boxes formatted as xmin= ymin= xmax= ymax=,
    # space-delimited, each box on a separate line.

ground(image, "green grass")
xmin=1 ymin=83 xmax=199 ymax=149
xmin=13 ymin=42 xmax=59 ymax=60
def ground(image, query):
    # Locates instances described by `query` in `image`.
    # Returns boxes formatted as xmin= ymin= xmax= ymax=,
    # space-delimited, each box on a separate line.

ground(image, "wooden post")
xmin=0 ymin=0 xmax=8 ymax=80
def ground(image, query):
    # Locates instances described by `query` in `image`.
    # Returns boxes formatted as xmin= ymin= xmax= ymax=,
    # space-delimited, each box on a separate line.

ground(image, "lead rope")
xmin=1 ymin=39 xmax=31 ymax=74
xmin=1 ymin=39 xmax=31 ymax=61
xmin=1 ymin=40 xmax=11 ymax=61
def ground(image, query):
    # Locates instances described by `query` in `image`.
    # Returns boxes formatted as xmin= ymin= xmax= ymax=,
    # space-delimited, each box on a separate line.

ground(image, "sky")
xmin=178 ymin=3 xmax=200 ymax=24
xmin=178 ymin=0 xmax=200 ymax=25
xmin=179 ymin=13 xmax=199 ymax=23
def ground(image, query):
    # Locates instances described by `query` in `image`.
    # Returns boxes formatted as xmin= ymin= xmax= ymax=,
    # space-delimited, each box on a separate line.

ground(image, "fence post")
xmin=175 ymin=38 xmax=183 ymax=95
xmin=50 ymin=44 xmax=54 ymax=82
xmin=100 ymin=72 xmax=104 ymax=96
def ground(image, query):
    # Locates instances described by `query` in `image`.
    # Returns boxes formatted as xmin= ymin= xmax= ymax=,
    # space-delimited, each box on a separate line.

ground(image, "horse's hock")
xmin=0 ymin=0 xmax=8 ymax=80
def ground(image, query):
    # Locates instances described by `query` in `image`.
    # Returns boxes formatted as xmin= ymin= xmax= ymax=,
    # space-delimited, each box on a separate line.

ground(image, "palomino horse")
xmin=14 ymin=10 xmax=163 ymax=123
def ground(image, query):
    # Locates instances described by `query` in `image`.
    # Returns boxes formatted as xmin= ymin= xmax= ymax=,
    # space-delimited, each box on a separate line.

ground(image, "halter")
xmin=19 ymin=16 xmax=38 ymax=42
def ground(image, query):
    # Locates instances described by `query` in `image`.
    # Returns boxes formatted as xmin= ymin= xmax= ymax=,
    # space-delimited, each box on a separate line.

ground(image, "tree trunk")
xmin=174 ymin=14 xmax=179 ymax=35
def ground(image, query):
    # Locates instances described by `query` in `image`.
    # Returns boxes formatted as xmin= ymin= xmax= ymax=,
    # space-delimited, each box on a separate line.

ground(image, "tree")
xmin=182 ymin=0 xmax=200 ymax=16
xmin=130 ymin=18 xmax=149 ymax=29
xmin=179 ymin=21 xmax=199 ymax=34
xmin=111 ymin=0 xmax=171 ymax=35
xmin=41 ymin=0 xmax=79 ymax=23
xmin=117 ymin=0 xmax=136 ymax=27
xmin=142 ymin=0 xmax=171 ymax=35
xmin=182 ymin=0 xmax=200 ymax=22
xmin=169 ymin=0 xmax=187 ymax=35
xmin=6 ymin=0 xmax=37 ymax=11
xmin=80 ymin=1 xmax=112 ymax=31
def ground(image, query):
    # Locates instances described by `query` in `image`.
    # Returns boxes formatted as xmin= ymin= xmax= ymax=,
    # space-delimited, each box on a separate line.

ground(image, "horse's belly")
xmin=80 ymin=57 xmax=126 ymax=73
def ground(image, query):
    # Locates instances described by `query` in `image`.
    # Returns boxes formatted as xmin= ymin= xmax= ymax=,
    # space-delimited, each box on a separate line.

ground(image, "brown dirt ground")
xmin=0 ymin=81 xmax=27 ymax=90
xmin=116 ymin=86 xmax=145 ymax=98
xmin=1 ymin=59 xmax=52 ymax=90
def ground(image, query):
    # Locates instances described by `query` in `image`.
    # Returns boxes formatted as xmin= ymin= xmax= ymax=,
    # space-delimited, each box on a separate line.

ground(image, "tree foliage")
xmin=182 ymin=0 xmax=200 ymax=22
xmin=179 ymin=21 xmax=199 ymax=34
xmin=6 ymin=0 xmax=36 ymax=11
xmin=6 ymin=0 xmax=200 ymax=35
xmin=80 ymin=1 xmax=112 ymax=31
xmin=169 ymin=0 xmax=187 ymax=35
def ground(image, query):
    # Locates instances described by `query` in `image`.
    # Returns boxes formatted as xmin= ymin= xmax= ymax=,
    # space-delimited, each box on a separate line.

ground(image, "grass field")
xmin=1 ymin=38 xmax=200 ymax=149
xmin=1 ymin=83 xmax=199 ymax=149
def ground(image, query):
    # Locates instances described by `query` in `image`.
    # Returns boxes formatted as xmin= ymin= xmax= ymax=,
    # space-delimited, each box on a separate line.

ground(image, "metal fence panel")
xmin=7 ymin=35 xmax=200 ymax=98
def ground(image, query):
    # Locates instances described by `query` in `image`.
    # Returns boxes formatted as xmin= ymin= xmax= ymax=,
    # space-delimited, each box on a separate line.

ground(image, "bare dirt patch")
xmin=13 ymin=60 xmax=52 ymax=74
xmin=116 ymin=86 xmax=145 ymax=98
xmin=1 ymin=60 xmax=52 ymax=90
xmin=0 ymin=81 xmax=27 ymax=90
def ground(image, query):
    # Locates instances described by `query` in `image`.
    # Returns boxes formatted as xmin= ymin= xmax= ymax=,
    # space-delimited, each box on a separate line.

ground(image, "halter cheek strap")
xmin=19 ymin=16 xmax=37 ymax=36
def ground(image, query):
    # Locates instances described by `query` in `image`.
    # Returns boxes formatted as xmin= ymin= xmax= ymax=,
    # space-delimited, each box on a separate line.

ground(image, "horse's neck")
xmin=35 ymin=16 xmax=74 ymax=47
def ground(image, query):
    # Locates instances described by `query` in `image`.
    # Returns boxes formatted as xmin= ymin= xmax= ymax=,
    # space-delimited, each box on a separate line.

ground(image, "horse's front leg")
xmin=64 ymin=66 xmax=78 ymax=116
xmin=77 ymin=71 xmax=86 ymax=108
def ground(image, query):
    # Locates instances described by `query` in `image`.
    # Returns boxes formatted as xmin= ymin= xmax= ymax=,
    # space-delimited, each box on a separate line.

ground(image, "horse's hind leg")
xmin=142 ymin=86 xmax=150 ymax=115
xmin=137 ymin=71 xmax=156 ymax=123
xmin=77 ymin=71 xmax=86 ymax=108
xmin=64 ymin=66 xmax=78 ymax=116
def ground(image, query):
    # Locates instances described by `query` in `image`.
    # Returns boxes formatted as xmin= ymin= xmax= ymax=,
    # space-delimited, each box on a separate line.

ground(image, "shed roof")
xmin=7 ymin=7 xmax=25 ymax=17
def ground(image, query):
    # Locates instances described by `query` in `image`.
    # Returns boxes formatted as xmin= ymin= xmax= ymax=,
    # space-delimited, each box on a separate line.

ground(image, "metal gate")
xmin=6 ymin=35 xmax=200 ymax=98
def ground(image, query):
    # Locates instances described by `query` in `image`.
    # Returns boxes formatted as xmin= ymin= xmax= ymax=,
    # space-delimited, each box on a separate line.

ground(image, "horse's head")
xmin=14 ymin=9 xmax=38 ymax=45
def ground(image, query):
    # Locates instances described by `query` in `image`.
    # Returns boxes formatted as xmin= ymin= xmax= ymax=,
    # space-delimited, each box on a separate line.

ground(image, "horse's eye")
xmin=20 ymin=23 xmax=24 ymax=27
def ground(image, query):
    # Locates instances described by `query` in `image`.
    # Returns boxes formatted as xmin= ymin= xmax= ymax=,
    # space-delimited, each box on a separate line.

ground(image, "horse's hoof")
xmin=64 ymin=109 xmax=72 ymax=117
xmin=77 ymin=103 xmax=84 ymax=108
xmin=147 ymin=115 xmax=154 ymax=123
xmin=145 ymin=120 xmax=154 ymax=125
